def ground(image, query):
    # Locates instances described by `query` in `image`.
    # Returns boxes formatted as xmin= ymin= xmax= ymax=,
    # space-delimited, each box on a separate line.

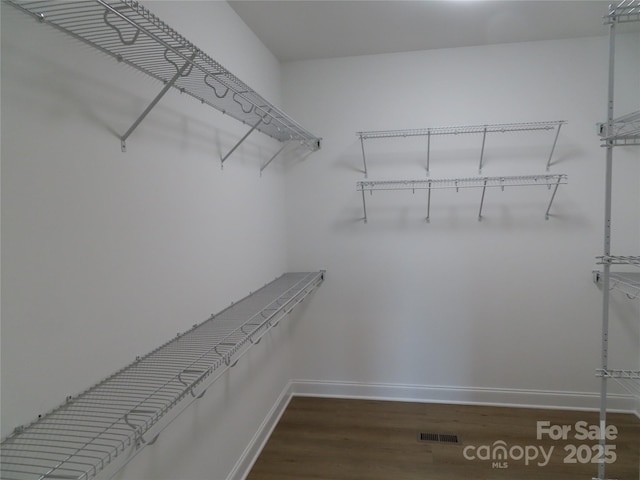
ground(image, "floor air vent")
xmin=418 ymin=432 xmax=460 ymax=444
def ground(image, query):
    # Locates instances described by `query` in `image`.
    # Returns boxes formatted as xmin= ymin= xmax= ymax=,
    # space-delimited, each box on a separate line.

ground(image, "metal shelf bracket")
xmin=121 ymin=50 xmax=198 ymax=152
xmin=260 ymin=142 xmax=289 ymax=176
xmin=220 ymin=117 xmax=263 ymax=167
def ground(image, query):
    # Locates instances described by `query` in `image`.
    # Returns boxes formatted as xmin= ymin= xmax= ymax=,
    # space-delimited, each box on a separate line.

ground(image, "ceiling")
xmin=228 ymin=0 xmax=622 ymax=62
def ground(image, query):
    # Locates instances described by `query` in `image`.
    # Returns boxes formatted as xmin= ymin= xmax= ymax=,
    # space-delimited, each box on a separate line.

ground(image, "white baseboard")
xmin=291 ymin=379 xmax=637 ymax=413
xmin=227 ymin=381 xmax=293 ymax=480
xmin=228 ymin=379 xmax=637 ymax=480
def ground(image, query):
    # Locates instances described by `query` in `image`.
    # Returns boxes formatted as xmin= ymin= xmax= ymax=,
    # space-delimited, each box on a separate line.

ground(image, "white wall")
xmin=1 ymin=1 xmax=295 ymax=478
xmin=283 ymin=33 xmax=640 ymax=408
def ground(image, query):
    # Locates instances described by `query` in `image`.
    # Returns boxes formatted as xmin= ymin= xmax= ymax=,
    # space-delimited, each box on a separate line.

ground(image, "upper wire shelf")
xmin=598 ymin=110 xmax=640 ymax=146
xmin=356 ymin=173 xmax=567 ymax=223
xmin=605 ymin=0 xmax=640 ymax=23
xmin=356 ymin=120 xmax=566 ymax=177
xmin=0 ymin=271 xmax=324 ymax=480
xmin=4 ymin=0 xmax=321 ymax=163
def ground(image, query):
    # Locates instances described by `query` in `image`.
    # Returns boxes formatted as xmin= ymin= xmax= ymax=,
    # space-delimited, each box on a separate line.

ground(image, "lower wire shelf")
xmin=0 ymin=271 xmax=325 ymax=480
xmin=356 ymin=174 xmax=567 ymax=223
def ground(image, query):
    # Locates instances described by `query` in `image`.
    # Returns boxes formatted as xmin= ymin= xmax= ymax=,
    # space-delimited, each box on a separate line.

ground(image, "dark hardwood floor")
xmin=247 ymin=397 xmax=640 ymax=480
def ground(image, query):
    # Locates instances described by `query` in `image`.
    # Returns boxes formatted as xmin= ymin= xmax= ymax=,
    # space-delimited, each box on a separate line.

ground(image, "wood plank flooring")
xmin=247 ymin=397 xmax=640 ymax=480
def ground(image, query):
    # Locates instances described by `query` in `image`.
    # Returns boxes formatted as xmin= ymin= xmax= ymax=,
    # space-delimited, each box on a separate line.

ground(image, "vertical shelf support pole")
xmin=478 ymin=178 xmax=488 ymax=221
xmin=544 ymin=176 xmax=562 ymax=220
xmin=478 ymin=127 xmax=488 ymax=173
xmin=360 ymin=135 xmax=368 ymax=178
xmin=426 ymin=130 xmax=431 ymax=176
xmin=546 ymin=122 xmax=563 ymax=171
xmin=220 ymin=117 xmax=263 ymax=167
xmin=598 ymin=16 xmax=617 ymax=480
xmin=120 ymin=51 xmax=197 ymax=152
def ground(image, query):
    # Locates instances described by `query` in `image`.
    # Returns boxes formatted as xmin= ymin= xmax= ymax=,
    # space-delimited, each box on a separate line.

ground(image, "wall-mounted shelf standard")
xmin=4 ymin=0 xmax=321 ymax=166
xmin=0 ymin=271 xmax=324 ymax=480
xmin=356 ymin=174 xmax=567 ymax=223
xmin=356 ymin=120 xmax=565 ymax=177
xmin=598 ymin=110 xmax=640 ymax=146
xmin=594 ymin=3 xmax=639 ymax=479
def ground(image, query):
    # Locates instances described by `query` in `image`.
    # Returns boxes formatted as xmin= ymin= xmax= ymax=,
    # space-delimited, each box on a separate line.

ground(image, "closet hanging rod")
xmin=0 ymin=271 xmax=325 ymax=480
xmin=605 ymin=0 xmax=640 ymax=23
xmin=356 ymin=174 xmax=567 ymax=223
xmin=356 ymin=120 xmax=565 ymax=176
xmin=4 ymin=0 xmax=321 ymax=156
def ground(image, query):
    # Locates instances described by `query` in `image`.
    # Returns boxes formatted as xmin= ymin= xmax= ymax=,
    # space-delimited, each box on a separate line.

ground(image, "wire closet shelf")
xmin=3 ymin=0 xmax=321 ymax=156
xmin=356 ymin=174 xmax=567 ymax=223
xmin=0 ymin=271 xmax=325 ymax=480
xmin=595 ymin=3 xmax=640 ymax=480
xmin=605 ymin=0 xmax=640 ymax=23
xmin=598 ymin=110 xmax=640 ymax=146
xmin=356 ymin=120 xmax=566 ymax=176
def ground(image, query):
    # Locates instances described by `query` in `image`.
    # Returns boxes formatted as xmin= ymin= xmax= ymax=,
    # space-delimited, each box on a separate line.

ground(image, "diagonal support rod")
xmin=546 ymin=122 xmax=563 ymax=171
xmin=478 ymin=127 xmax=488 ymax=174
xmin=121 ymin=51 xmax=197 ymax=152
xmin=545 ymin=176 xmax=563 ymax=220
xmin=360 ymin=136 xmax=368 ymax=178
xmin=478 ymin=178 xmax=488 ymax=221
xmin=260 ymin=142 xmax=289 ymax=176
xmin=426 ymin=180 xmax=432 ymax=222
xmin=361 ymin=189 xmax=368 ymax=223
xmin=221 ymin=118 xmax=263 ymax=167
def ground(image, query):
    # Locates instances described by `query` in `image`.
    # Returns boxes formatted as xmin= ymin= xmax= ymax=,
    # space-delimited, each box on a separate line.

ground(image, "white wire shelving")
xmin=594 ymin=3 xmax=640 ymax=479
xmin=0 ymin=271 xmax=325 ymax=480
xmin=605 ymin=0 xmax=640 ymax=23
xmin=593 ymin=270 xmax=640 ymax=299
xmin=356 ymin=173 xmax=567 ymax=223
xmin=595 ymin=369 xmax=640 ymax=403
xmin=356 ymin=120 xmax=565 ymax=177
xmin=598 ymin=110 xmax=640 ymax=146
xmin=3 ymin=0 xmax=321 ymax=166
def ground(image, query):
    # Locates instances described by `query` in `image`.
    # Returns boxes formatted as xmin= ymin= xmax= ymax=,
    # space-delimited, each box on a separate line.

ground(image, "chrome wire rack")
xmin=605 ymin=0 xmax=640 ymax=23
xmin=0 ymin=271 xmax=325 ymax=480
xmin=595 ymin=3 xmax=639 ymax=480
xmin=593 ymin=271 xmax=640 ymax=299
xmin=3 ymin=0 xmax=321 ymax=163
xmin=356 ymin=120 xmax=565 ymax=176
xmin=596 ymin=369 xmax=640 ymax=399
xmin=597 ymin=255 xmax=640 ymax=266
xmin=598 ymin=110 xmax=640 ymax=146
xmin=356 ymin=174 xmax=567 ymax=223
